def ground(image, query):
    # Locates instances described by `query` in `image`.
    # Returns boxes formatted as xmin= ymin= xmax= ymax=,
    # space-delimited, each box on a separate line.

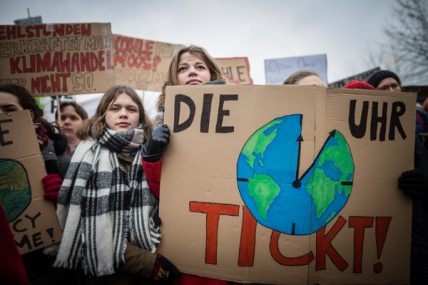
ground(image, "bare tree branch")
xmin=368 ymin=0 xmax=428 ymax=84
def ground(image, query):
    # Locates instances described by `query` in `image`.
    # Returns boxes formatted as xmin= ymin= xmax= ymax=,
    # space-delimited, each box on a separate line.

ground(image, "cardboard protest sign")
xmin=265 ymin=54 xmax=328 ymax=85
xmin=0 ymin=23 xmax=114 ymax=96
xmin=0 ymin=111 xmax=62 ymax=254
xmin=112 ymin=34 xmax=183 ymax=92
xmin=215 ymin=57 xmax=253 ymax=84
xmin=159 ymin=85 xmax=415 ymax=284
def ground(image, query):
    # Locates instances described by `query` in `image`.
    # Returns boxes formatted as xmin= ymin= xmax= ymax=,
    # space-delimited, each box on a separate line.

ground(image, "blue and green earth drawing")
xmin=237 ymin=114 xmax=354 ymax=235
xmin=0 ymin=159 xmax=32 ymax=222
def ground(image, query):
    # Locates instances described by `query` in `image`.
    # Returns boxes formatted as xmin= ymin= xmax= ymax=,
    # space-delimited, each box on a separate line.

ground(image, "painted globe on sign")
xmin=236 ymin=114 xmax=354 ymax=235
xmin=0 ymin=159 xmax=32 ymax=222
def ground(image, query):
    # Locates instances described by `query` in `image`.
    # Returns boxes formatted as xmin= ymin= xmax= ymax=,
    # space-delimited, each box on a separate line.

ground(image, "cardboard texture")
xmin=159 ymin=85 xmax=415 ymax=284
xmin=0 ymin=23 xmax=114 ymax=95
xmin=0 ymin=111 xmax=62 ymax=254
xmin=112 ymin=34 xmax=184 ymax=92
xmin=215 ymin=57 xmax=253 ymax=85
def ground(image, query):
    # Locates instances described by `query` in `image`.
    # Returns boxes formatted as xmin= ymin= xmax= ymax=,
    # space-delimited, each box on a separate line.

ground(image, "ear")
xmin=29 ymin=109 xmax=35 ymax=120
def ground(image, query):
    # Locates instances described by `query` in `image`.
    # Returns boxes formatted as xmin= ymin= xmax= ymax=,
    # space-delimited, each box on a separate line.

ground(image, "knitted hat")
xmin=367 ymin=70 xmax=401 ymax=88
xmin=344 ymin=80 xmax=375 ymax=90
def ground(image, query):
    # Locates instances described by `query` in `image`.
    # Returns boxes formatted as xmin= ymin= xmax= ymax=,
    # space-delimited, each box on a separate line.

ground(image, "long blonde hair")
xmin=157 ymin=45 xmax=223 ymax=113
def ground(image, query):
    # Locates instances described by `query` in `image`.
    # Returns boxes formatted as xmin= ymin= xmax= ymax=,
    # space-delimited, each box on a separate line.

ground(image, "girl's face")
xmin=58 ymin=105 xmax=84 ymax=141
xmin=0 ymin=92 xmax=23 ymax=113
xmin=105 ymin=93 xmax=140 ymax=132
xmin=177 ymin=52 xmax=211 ymax=85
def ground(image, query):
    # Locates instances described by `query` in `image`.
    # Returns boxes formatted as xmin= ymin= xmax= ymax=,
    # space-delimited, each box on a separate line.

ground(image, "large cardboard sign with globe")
xmin=159 ymin=85 xmax=415 ymax=284
xmin=0 ymin=111 xmax=62 ymax=254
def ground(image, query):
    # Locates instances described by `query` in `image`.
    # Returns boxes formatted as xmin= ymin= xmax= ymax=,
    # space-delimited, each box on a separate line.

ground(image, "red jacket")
xmin=142 ymin=159 xmax=162 ymax=199
xmin=0 ymin=205 xmax=30 ymax=285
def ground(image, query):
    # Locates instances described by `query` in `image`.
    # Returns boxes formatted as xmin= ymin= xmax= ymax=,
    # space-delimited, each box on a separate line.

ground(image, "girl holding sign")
xmin=54 ymin=85 xmax=178 ymax=283
xmin=143 ymin=45 xmax=224 ymax=201
xmin=154 ymin=45 xmax=224 ymax=125
xmin=0 ymin=83 xmax=75 ymax=284
xmin=144 ymin=46 xmax=243 ymax=285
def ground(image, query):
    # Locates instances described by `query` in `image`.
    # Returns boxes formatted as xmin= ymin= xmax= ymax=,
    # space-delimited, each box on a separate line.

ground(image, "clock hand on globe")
xmin=293 ymin=134 xmax=304 ymax=188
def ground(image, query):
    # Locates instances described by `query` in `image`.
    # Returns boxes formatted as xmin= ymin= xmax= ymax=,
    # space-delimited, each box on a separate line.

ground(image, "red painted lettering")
xmin=270 ymin=231 xmax=314 ymax=266
xmin=9 ymin=57 xmax=21 ymax=73
xmin=349 ymin=216 xmax=374 ymax=273
xmin=238 ymin=206 xmax=257 ymax=266
xmin=31 ymin=73 xmax=70 ymax=94
xmin=189 ymin=201 xmax=239 ymax=264
xmin=373 ymin=217 xmax=391 ymax=273
xmin=316 ymin=216 xmax=349 ymax=271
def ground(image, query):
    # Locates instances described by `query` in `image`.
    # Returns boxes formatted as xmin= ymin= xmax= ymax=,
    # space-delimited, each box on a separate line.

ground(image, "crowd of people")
xmin=1 ymin=45 xmax=428 ymax=285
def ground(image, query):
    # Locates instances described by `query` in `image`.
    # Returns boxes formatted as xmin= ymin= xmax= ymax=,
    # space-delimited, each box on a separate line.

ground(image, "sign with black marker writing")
xmin=160 ymin=85 xmax=415 ymax=284
xmin=0 ymin=111 xmax=62 ymax=254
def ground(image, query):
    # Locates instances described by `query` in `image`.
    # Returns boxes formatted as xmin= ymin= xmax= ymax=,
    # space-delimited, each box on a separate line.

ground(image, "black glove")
xmin=398 ymin=169 xmax=428 ymax=198
xmin=44 ymin=160 xmax=59 ymax=174
xmin=143 ymin=124 xmax=170 ymax=162
xmin=52 ymin=133 xmax=68 ymax=156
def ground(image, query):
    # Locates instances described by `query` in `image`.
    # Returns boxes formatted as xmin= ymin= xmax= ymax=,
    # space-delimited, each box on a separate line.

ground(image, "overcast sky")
xmin=0 ymin=0 xmax=394 ymax=84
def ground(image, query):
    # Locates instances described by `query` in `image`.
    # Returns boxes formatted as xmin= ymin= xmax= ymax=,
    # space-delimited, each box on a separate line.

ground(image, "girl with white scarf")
xmin=54 ymin=85 xmax=178 ymax=284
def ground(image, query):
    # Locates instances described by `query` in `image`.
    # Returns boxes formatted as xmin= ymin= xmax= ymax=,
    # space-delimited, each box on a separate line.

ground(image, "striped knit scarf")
xmin=54 ymin=128 xmax=159 ymax=276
